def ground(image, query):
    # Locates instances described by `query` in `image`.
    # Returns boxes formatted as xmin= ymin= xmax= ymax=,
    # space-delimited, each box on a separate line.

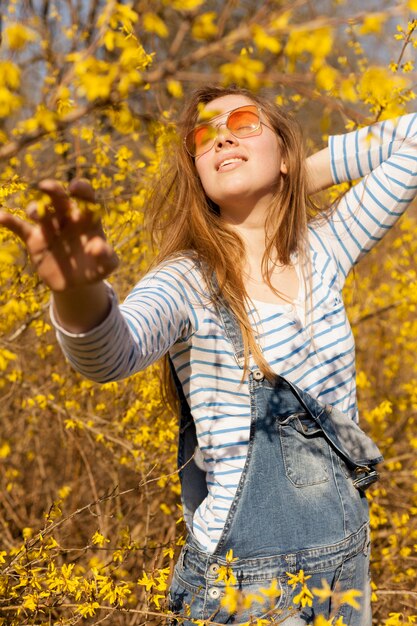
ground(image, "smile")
xmin=217 ymin=157 xmax=246 ymax=171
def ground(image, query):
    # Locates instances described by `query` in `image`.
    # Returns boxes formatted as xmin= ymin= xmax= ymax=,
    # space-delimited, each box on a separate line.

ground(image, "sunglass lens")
xmin=228 ymin=107 xmax=260 ymax=136
xmin=187 ymin=124 xmax=217 ymax=156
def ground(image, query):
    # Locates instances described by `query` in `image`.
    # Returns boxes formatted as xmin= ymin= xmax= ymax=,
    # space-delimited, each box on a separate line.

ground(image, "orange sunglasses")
xmin=184 ymin=105 xmax=270 ymax=157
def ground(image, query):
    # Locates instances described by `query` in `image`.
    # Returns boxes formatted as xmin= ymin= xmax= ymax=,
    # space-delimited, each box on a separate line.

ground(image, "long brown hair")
xmin=146 ymin=85 xmax=318 ymax=394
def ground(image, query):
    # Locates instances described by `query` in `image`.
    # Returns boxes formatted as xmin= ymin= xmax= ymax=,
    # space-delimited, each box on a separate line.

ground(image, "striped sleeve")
xmin=321 ymin=113 xmax=417 ymax=281
xmin=52 ymin=260 xmax=197 ymax=383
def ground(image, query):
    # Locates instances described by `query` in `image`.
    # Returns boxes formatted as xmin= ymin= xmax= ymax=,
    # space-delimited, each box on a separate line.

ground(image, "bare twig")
xmin=168 ymin=17 xmax=192 ymax=59
xmin=6 ymin=302 xmax=49 ymax=342
xmin=377 ymin=589 xmax=417 ymax=598
xmin=85 ymin=0 xmax=101 ymax=46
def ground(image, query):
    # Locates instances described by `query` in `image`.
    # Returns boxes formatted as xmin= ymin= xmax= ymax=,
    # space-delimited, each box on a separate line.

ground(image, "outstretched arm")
xmin=1 ymin=178 xmax=194 ymax=383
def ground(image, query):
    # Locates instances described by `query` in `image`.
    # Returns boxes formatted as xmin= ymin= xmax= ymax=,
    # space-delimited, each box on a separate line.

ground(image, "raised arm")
xmin=306 ymin=146 xmax=332 ymax=194
xmin=313 ymin=113 xmax=417 ymax=281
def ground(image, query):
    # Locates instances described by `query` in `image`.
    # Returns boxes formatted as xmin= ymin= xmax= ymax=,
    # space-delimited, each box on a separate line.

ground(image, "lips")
xmin=215 ymin=153 xmax=247 ymax=171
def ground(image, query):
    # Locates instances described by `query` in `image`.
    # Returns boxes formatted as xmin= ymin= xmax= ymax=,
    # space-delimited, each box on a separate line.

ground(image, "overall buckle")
xmin=352 ymin=466 xmax=379 ymax=491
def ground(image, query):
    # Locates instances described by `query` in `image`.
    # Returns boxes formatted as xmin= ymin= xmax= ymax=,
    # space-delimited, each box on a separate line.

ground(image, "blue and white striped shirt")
xmin=54 ymin=114 xmax=417 ymax=552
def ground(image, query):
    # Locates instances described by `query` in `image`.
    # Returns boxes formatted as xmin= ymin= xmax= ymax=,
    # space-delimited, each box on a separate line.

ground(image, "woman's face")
xmin=193 ymin=94 xmax=287 ymax=221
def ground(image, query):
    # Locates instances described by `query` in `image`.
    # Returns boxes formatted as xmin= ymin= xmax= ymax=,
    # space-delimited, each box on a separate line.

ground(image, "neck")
xmin=220 ymin=199 xmax=275 ymax=261
xmin=219 ymin=191 xmax=273 ymax=227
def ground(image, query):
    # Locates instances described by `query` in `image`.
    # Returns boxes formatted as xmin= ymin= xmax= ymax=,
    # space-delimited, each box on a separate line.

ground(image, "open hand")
xmin=0 ymin=179 xmax=119 ymax=292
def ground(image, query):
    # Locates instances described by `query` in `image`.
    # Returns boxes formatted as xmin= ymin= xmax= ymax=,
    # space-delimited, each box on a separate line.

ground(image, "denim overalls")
xmin=168 ymin=297 xmax=383 ymax=625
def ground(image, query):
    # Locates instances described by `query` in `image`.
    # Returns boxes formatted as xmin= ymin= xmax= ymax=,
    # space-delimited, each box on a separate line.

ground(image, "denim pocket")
xmin=279 ymin=414 xmax=330 ymax=486
xmin=205 ymin=577 xmax=287 ymax=624
xmin=329 ymin=548 xmax=372 ymax=626
xmin=168 ymin=571 xmax=204 ymax=622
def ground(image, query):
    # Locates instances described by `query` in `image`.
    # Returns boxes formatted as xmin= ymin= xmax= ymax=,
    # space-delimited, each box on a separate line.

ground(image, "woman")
xmin=1 ymin=86 xmax=416 ymax=625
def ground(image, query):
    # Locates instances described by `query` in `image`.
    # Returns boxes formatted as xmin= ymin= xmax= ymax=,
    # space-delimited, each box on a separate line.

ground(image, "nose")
xmin=214 ymin=123 xmax=238 ymax=150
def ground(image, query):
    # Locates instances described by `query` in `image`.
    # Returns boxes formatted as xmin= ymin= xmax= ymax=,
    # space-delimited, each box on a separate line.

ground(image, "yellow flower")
xmin=220 ymin=55 xmax=265 ymax=91
xmin=192 ymin=12 xmax=218 ymax=41
xmin=167 ymin=79 xmax=184 ymax=99
xmin=216 ymin=565 xmax=237 ymax=585
xmin=152 ymin=593 xmax=165 ymax=608
xmin=58 ymin=485 xmax=72 ymax=500
xmin=0 ymin=61 xmax=20 ymax=90
xmin=22 ymin=594 xmax=38 ymax=611
xmin=270 ymin=10 xmax=292 ymax=30
xmin=163 ymin=546 xmax=175 ymax=559
xmin=77 ymin=602 xmax=100 ymax=617
xmin=402 ymin=61 xmax=414 ymax=72
xmin=115 ymin=146 xmax=133 ymax=170
xmin=22 ymin=527 xmax=33 ymax=540
xmin=34 ymin=105 xmax=57 ymax=132
xmin=225 ymin=549 xmax=238 ymax=564
xmin=0 ymin=349 xmax=17 ymax=371
xmin=0 ymin=87 xmax=22 ymax=118
xmin=312 ymin=578 xmax=332 ymax=603
xmin=166 ymin=0 xmax=205 ymax=10
xmin=285 ymin=26 xmax=333 ymax=68
xmin=315 ymin=65 xmax=339 ymax=92
xmin=91 ymin=531 xmax=110 ymax=547
xmin=313 ymin=617 xmax=333 ymax=626
xmin=339 ymin=588 xmax=362 ymax=610
xmin=286 ymin=570 xmax=311 ymax=588
xmin=5 ymin=24 xmax=37 ymax=50
xmin=137 ymin=571 xmax=154 ymax=591
xmin=143 ymin=12 xmax=169 ymax=38
xmin=359 ymin=14 xmax=387 ymax=35
xmin=293 ymin=584 xmax=314 ymax=608
xmin=80 ymin=126 xmax=94 ymax=143
xmin=0 ymin=442 xmax=11 ymax=459
xmin=220 ymin=586 xmax=238 ymax=613
xmin=356 ymin=370 xmax=371 ymax=390
xmin=259 ymin=578 xmax=281 ymax=600
xmin=252 ymin=25 xmax=281 ymax=54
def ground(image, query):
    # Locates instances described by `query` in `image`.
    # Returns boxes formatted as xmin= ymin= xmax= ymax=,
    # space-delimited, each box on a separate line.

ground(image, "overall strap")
xmin=168 ymin=357 xmax=208 ymax=532
xmin=211 ymin=272 xmax=246 ymax=369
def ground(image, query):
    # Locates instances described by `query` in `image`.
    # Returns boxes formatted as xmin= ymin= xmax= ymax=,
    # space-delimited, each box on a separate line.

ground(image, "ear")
xmin=280 ymin=158 xmax=288 ymax=175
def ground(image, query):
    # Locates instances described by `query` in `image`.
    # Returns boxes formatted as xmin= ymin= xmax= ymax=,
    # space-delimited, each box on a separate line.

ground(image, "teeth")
xmin=219 ymin=157 xmax=244 ymax=169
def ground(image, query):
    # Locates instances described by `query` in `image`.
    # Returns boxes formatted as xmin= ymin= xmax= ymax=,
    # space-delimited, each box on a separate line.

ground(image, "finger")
xmin=26 ymin=200 xmax=64 ymax=244
xmin=69 ymin=178 xmax=101 ymax=225
xmin=38 ymin=179 xmax=71 ymax=222
xmin=0 ymin=210 xmax=33 ymax=242
xmin=68 ymin=178 xmax=105 ymax=231
xmin=68 ymin=178 xmax=96 ymax=203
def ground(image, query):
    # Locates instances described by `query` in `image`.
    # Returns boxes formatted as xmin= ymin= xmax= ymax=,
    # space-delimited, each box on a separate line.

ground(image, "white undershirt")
xmin=249 ymin=259 xmax=306 ymax=322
